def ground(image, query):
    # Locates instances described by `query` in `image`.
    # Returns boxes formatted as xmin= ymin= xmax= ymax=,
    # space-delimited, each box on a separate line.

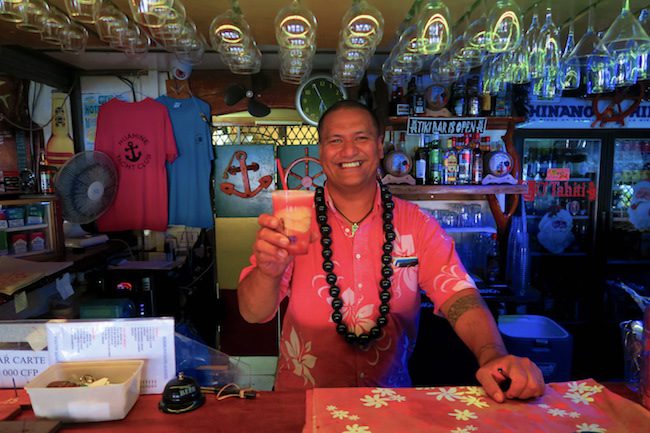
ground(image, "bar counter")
xmin=2 ymin=389 xmax=304 ymax=433
xmin=0 ymin=383 xmax=646 ymax=433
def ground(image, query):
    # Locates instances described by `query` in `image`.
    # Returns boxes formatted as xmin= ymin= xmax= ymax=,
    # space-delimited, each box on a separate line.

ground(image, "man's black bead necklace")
xmin=314 ymin=183 xmax=396 ymax=346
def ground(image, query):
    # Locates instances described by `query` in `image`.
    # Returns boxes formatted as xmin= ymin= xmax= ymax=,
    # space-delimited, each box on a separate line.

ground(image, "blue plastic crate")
xmin=498 ymin=315 xmax=573 ymax=383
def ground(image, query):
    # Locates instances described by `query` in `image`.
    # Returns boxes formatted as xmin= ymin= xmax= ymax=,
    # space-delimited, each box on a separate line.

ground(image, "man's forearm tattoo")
xmin=445 ymin=294 xmax=486 ymax=328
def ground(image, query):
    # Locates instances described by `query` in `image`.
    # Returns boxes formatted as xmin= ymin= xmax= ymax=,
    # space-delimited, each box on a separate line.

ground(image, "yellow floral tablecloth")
xmin=304 ymin=379 xmax=649 ymax=433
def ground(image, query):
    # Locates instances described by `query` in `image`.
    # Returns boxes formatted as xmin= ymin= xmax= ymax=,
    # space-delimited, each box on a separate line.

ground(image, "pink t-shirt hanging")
xmin=95 ymin=98 xmax=177 ymax=231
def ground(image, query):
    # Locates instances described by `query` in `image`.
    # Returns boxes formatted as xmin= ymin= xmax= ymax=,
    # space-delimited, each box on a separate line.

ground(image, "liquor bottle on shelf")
xmin=46 ymin=92 xmax=75 ymax=168
xmin=471 ymin=133 xmax=483 ymax=184
xmin=38 ymin=149 xmax=57 ymax=195
xmin=494 ymin=84 xmax=511 ymax=116
xmin=480 ymin=92 xmax=493 ymax=117
xmin=457 ymin=133 xmax=472 ymax=184
xmin=396 ymin=84 xmax=410 ymax=117
xmin=427 ymin=132 xmax=442 ymax=185
xmin=442 ymin=137 xmax=458 ymax=185
xmin=466 ymin=77 xmax=480 ymax=117
xmin=413 ymin=76 xmax=426 ymax=116
xmin=389 ymin=84 xmax=400 ymax=117
xmin=413 ymin=134 xmax=429 ymax=185
xmin=451 ymin=80 xmax=466 ymax=116
xmin=480 ymin=136 xmax=491 ymax=180
xmin=406 ymin=77 xmax=417 ymax=115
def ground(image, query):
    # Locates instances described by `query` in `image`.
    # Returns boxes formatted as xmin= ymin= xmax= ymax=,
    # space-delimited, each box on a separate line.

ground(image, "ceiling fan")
xmin=224 ymin=72 xmax=271 ymax=117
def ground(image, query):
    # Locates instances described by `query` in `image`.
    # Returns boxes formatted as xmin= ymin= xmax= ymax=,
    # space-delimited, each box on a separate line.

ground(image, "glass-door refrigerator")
xmin=516 ymin=128 xmax=650 ymax=381
xmin=519 ymin=133 xmax=603 ymax=322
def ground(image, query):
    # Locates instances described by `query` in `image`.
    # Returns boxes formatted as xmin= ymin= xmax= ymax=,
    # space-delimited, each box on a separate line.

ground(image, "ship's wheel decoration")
xmin=283 ymin=147 xmax=324 ymax=190
xmin=220 ymin=150 xmax=272 ymax=198
xmin=591 ymin=83 xmax=645 ymax=127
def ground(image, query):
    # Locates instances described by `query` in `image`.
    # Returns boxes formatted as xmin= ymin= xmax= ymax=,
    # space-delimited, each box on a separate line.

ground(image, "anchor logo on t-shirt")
xmin=116 ymin=133 xmax=151 ymax=170
xmin=124 ymin=141 xmax=142 ymax=162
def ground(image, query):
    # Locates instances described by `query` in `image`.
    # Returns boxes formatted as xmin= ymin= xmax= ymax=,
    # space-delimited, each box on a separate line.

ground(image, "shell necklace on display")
xmin=314 ymin=183 xmax=396 ymax=346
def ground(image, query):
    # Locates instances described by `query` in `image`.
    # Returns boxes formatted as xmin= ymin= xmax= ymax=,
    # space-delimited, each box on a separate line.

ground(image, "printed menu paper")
xmin=46 ymin=318 xmax=175 ymax=394
xmin=0 ymin=322 xmax=49 ymax=388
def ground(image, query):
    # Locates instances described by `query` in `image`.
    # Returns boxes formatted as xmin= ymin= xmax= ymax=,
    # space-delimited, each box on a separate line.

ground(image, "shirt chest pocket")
xmin=391 ymin=256 xmax=420 ymax=294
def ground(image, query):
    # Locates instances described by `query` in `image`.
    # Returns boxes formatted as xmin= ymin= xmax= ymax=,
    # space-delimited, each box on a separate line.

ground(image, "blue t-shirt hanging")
xmin=156 ymin=95 xmax=214 ymax=228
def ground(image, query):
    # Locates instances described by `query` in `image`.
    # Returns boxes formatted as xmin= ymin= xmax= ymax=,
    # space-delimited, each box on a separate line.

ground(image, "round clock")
xmin=295 ymin=75 xmax=347 ymax=126
xmin=487 ymin=151 xmax=514 ymax=177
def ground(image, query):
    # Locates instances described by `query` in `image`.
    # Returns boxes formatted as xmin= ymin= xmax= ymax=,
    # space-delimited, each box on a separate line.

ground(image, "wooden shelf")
xmin=386 ymin=116 xmax=525 ymax=130
xmin=445 ymin=226 xmax=497 ymax=234
xmin=4 ymin=223 xmax=48 ymax=232
xmin=389 ymin=183 xmax=528 ymax=200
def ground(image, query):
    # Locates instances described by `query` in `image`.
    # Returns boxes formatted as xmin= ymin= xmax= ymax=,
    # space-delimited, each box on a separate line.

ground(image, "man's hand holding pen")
xmin=476 ymin=354 xmax=546 ymax=403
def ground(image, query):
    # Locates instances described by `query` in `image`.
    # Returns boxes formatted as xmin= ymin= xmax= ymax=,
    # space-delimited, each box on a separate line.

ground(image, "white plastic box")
xmin=25 ymin=360 xmax=144 ymax=422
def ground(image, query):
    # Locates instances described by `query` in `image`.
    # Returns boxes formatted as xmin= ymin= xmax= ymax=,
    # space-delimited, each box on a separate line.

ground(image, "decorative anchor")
xmin=220 ymin=150 xmax=272 ymax=198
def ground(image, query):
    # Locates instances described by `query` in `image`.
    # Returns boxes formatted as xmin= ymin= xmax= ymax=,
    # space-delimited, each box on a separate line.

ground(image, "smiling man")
xmin=237 ymin=101 xmax=544 ymax=402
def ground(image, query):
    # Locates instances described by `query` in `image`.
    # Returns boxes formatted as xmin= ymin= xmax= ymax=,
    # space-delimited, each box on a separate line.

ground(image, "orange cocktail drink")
xmin=271 ymin=190 xmax=315 ymax=255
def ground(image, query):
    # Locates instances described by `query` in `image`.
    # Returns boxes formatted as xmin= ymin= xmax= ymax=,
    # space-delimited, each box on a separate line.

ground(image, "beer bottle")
xmin=39 ymin=150 xmax=56 ymax=194
xmin=428 ymin=132 xmax=442 ymax=185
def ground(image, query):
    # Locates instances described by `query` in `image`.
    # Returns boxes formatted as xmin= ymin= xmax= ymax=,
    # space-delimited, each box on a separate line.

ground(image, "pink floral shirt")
xmin=240 ymin=185 xmax=477 ymax=390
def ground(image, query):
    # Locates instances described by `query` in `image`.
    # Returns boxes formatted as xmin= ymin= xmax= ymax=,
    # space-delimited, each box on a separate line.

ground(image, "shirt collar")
xmin=323 ymin=181 xmax=382 ymax=221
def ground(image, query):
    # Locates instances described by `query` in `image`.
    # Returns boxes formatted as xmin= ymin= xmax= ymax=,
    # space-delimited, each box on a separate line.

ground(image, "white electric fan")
xmin=54 ymin=151 xmax=118 ymax=247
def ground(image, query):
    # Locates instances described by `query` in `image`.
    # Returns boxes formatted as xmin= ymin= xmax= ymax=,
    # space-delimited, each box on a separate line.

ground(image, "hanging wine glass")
xmin=525 ymin=11 xmax=541 ymax=80
xmin=456 ymin=15 xmax=485 ymax=67
xmin=430 ymin=50 xmax=467 ymax=84
xmin=558 ymin=22 xmax=581 ymax=90
xmin=176 ymin=32 xmax=207 ymax=65
xmin=128 ymin=0 xmax=173 ymax=28
xmin=341 ymin=0 xmax=383 ymax=49
xmin=486 ymin=0 xmax=522 ymax=53
xmin=61 ymin=21 xmax=89 ymax=54
xmin=416 ymin=0 xmax=451 ymax=55
xmin=41 ymin=8 xmax=70 ymax=44
xmin=275 ymin=0 xmax=317 ymax=50
xmin=334 ymin=0 xmax=384 ymax=88
xmin=15 ymin=0 xmax=50 ymax=33
xmin=508 ymin=12 xmax=537 ymax=84
xmin=95 ymin=1 xmax=128 ymax=43
xmin=0 ymin=0 xmax=23 ymax=23
xmin=534 ymin=5 xmax=561 ymax=99
xmin=64 ymin=0 xmax=100 ymax=24
xmin=149 ymin=0 xmax=186 ymax=45
xmin=569 ymin=1 xmax=613 ymax=93
xmin=600 ymin=0 xmax=650 ymax=87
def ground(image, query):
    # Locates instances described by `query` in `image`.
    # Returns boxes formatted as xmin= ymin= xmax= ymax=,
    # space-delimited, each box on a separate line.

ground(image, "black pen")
xmin=497 ymin=368 xmax=512 ymax=392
